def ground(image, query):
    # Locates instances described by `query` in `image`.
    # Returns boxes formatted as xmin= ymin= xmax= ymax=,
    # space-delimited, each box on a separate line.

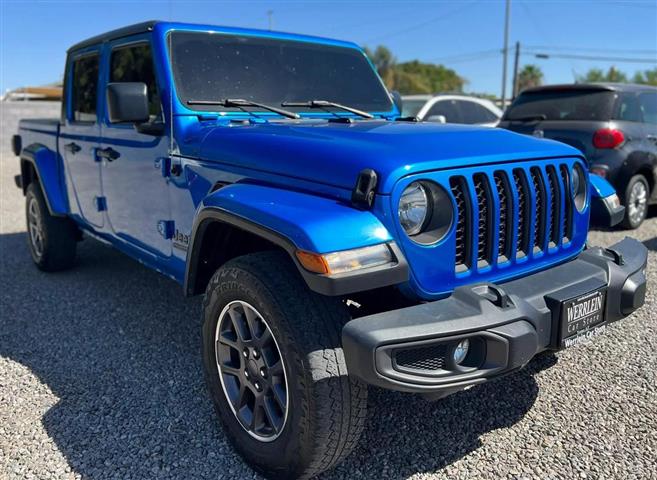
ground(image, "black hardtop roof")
xmin=67 ymin=21 xmax=159 ymax=52
xmin=522 ymin=83 xmax=657 ymax=94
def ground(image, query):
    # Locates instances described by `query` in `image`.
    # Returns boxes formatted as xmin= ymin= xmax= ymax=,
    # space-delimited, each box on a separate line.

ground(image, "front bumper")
xmin=342 ymin=238 xmax=648 ymax=397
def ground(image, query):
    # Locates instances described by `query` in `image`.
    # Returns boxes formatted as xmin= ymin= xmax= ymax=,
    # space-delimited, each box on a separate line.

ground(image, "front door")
xmin=99 ymin=36 xmax=171 ymax=256
xmin=60 ymin=48 xmax=104 ymax=228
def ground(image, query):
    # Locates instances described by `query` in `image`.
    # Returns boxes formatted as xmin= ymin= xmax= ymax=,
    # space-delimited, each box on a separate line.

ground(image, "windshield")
xmin=169 ymin=31 xmax=393 ymax=114
xmin=504 ymin=90 xmax=615 ymax=121
xmin=401 ymin=99 xmax=427 ymax=117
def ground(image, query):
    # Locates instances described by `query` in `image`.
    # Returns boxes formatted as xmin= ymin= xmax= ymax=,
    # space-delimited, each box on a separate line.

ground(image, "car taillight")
xmin=593 ymin=128 xmax=624 ymax=149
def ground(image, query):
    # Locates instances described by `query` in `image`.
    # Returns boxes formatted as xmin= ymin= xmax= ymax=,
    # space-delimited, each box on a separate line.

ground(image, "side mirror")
xmin=391 ymin=90 xmax=403 ymax=113
xmin=106 ymin=82 xmax=150 ymax=124
xmin=427 ymin=115 xmax=447 ymax=123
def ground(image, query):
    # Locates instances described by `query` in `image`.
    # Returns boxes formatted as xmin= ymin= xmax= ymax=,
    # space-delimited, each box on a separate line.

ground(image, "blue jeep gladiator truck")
xmin=12 ymin=21 xmax=648 ymax=479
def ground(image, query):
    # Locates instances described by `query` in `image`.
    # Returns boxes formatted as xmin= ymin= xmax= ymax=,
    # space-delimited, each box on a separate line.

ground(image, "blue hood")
xmin=197 ymin=120 xmax=582 ymax=193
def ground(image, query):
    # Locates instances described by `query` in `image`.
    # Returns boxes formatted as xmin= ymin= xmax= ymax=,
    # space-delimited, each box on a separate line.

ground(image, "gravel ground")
xmin=1 ymin=143 xmax=656 ymax=480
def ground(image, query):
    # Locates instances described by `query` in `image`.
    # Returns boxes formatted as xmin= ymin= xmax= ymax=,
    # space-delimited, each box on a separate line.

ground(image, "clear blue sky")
xmin=1 ymin=0 xmax=656 ymax=96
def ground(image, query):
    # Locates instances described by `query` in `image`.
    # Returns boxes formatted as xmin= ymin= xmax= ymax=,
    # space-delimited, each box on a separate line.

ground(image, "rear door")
xmin=59 ymin=48 xmax=104 ymax=227
xmin=99 ymin=35 xmax=171 ymax=256
xmin=637 ymin=91 xmax=657 ymax=200
xmin=638 ymin=91 xmax=657 ymax=150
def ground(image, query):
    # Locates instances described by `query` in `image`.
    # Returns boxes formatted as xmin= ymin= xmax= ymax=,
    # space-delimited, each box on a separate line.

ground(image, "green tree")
xmin=363 ymin=45 xmax=466 ymax=94
xmin=578 ymin=66 xmax=628 ymax=83
xmin=394 ymin=60 xmax=465 ymax=94
xmin=633 ymin=68 xmax=657 ymax=86
xmin=363 ymin=45 xmax=397 ymax=88
xmin=517 ymin=64 xmax=544 ymax=92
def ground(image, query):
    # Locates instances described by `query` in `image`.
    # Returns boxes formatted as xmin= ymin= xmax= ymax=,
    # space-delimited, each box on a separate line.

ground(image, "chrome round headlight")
xmin=398 ymin=181 xmax=454 ymax=244
xmin=399 ymin=182 xmax=429 ymax=236
xmin=571 ymin=164 xmax=587 ymax=211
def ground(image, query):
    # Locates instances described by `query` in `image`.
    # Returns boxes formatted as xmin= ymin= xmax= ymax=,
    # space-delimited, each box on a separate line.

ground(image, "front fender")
xmin=185 ymin=183 xmax=408 ymax=296
xmin=589 ymin=174 xmax=625 ymax=227
xmin=21 ymin=144 xmax=68 ymax=215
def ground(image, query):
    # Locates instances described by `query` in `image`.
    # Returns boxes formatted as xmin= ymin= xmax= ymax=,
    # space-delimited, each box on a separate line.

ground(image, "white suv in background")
xmin=401 ymin=94 xmax=502 ymax=126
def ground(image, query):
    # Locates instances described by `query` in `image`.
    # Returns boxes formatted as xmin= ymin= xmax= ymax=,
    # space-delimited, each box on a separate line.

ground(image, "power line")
xmin=428 ymin=49 xmax=501 ymax=63
xmin=525 ymin=45 xmax=657 ymax=54
xmin=525 ymin=52 xmax=657 ymax=63
xmin=362 ymin=1 xmax=478 ymax=44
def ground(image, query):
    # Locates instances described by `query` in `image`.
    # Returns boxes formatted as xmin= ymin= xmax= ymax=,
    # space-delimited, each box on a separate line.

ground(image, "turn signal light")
xmin=295 ymin=250 xmax=330 ymax=274
xmin=593 ymin=128 xmax=624 ymax=149
xmin=296 ymin=244 xmax=395 ymax=275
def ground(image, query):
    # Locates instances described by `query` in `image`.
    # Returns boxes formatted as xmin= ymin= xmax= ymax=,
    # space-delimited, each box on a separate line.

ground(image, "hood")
xmin=197 ymin=120 xmax=582 ymax=193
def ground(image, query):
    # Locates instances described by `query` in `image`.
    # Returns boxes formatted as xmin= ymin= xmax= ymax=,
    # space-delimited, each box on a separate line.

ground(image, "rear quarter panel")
xmin=18 ymin=119 xmax=69 ymax=215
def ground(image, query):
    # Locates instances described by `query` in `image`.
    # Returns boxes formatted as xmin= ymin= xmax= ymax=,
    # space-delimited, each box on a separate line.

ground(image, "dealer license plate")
xmin=560 ymin=288 xmax=607 ymax=348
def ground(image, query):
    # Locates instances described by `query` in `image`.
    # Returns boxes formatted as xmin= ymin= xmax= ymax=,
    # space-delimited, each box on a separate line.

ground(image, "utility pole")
xmin=267 ymin=10 xmax=274 ymax=30
xmin=500 ymin=0 xmax=511 ymax=108
xmin=512 ymin=41 xmax=520 ymax=98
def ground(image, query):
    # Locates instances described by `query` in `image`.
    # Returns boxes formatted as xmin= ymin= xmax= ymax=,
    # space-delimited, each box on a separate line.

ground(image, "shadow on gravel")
xmin=0 ymin=231 xmax=548 ymax=479
xmin=326 ymin=355 xmax=550 ymax=479
xmin=642 ymin=237 xmax=657 ymax=252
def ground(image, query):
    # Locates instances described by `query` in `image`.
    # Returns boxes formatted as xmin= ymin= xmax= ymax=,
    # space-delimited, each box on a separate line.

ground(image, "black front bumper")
xmin=342 ymin=238 xmax=648 ymax=397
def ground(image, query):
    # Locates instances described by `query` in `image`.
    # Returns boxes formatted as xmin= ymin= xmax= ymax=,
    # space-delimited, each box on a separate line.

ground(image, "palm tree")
xmin=517 ymin=65 xmax=544 ymax=93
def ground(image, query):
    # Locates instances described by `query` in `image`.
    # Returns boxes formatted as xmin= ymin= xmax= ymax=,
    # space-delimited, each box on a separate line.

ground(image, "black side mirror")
xmin=107 ymin=82 xmax=150 ymax=124
xmin=391 ymin=90 xmax=403 ymax=113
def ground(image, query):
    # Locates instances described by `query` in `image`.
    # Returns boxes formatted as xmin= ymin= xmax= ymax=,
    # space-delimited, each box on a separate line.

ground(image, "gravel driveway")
xmin=1 ymin=143 xmax=655 ymax=479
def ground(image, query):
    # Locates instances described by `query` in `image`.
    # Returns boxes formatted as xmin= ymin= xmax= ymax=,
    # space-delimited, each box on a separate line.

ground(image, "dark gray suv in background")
xmin=499 ymin=83 xmax=657 ymax=228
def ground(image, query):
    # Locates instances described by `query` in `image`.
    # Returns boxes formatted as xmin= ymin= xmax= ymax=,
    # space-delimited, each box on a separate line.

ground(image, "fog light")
xmin=453 ymin=339 xmax=470 ymax=365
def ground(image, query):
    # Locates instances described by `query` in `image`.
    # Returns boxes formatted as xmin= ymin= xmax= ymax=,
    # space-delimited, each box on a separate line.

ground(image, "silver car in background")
xmin=401 ymin=94 xmax=502 ymax=126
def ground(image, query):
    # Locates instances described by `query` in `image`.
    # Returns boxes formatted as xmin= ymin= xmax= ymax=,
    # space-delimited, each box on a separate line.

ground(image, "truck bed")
xmin=18 ymin=118 xmax=60 ymax=154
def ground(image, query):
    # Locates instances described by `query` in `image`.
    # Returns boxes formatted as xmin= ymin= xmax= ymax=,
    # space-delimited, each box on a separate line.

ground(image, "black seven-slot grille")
xmin=449 ymin=163 xmax=575 ymax=272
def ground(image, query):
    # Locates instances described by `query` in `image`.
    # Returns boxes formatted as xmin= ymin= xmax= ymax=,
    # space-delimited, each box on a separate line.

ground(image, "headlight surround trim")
xmin=398 ymin=180 xmax=454 ymax=246
xmin=571 ymin=163 xmax=587 ymax=212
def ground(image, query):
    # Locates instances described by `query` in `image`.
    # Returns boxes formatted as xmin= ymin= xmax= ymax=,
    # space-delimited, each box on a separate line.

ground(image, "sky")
xmin=1 ymin=0 xmax=656 ymax=97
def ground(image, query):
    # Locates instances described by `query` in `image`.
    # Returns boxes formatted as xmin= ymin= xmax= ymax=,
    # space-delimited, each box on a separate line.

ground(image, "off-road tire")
xmin=202 ymin=251 xmax=367 ymax=479
xmin=25 ymin=182 xmax=78 ymax=271
xmin=621 ymin=174 xmax=650 ymax=229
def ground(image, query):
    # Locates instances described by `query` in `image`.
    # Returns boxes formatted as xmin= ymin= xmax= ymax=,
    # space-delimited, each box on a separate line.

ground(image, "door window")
xmin=458 ymin=101 xmax=499 ymax=124
xmin=110 ymin=43 xmax=162 ymax=120
xmin=426 ymin=100 xmax=460 ymax=123
xmin=71 ymin=53 xmax=100 ymax=123
xmin=638 ymin=92 xmax=657 ymax=125
xmin=615 ymin=93 xmax=643 ymax=123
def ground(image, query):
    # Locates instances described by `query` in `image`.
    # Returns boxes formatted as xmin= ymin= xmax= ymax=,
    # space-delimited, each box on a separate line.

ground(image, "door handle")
xmin=64 ymin=142 xmax=81 ymax=154
xmin=96 ymin=147 xmax=120 ymax=162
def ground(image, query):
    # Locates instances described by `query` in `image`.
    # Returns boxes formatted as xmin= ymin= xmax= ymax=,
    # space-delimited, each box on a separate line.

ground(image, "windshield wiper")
xmin=507 ymin=114 xmax=547 ymax=122
xmin=281 ymin=100 xmax=374 ymax=119
xmin=187 ymin=98 xmax=300 ymax=119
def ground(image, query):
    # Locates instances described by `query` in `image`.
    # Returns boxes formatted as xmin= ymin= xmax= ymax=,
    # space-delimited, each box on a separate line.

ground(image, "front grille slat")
xmin=473 ymin=174 xmax=493 ymax=266
xmin=546 ymin=166 xmax=562 ymax=247
xmin=449 ymin=162 xmax=575 ymax=272
xmin=494 ymin=172 xmax=513 ymax=261
xmin=450 ymin=177 xmax=471 ymax=272
xmin=530 ymin=167 xmax=546 ymax=252
xmin=560 ymin=165 xmax=573 ymax=242
xmin=513 ymin=169 xmax=530 ymax=258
